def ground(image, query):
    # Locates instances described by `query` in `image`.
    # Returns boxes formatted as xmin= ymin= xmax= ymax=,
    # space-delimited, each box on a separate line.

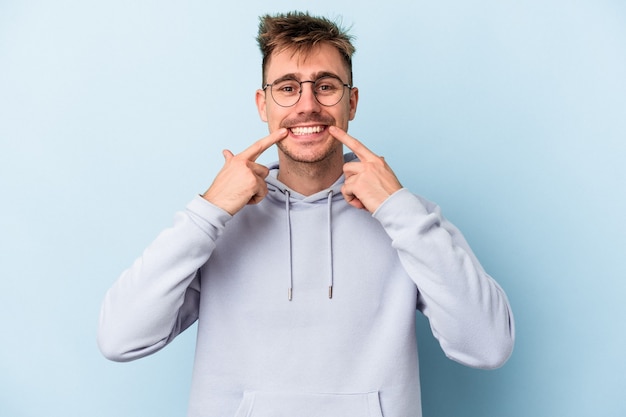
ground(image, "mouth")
xmin=288 ymin=125 xmax=328 ymax=136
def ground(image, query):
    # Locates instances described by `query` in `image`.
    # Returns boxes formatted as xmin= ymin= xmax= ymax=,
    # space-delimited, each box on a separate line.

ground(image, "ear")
xmin=348 ymin=87 xmax=359 ymax=121
xmin=256 ymin=89 xmax=268 ymax=122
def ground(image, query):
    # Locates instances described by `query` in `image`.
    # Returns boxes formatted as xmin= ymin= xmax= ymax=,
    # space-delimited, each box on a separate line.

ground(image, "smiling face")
xmin=256 ymin=43 xmax=358 ymax=165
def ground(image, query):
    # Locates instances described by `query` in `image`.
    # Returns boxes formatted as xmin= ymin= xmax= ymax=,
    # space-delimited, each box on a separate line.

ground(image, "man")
xmin=98 ymin=11 xmax=514 ymax=417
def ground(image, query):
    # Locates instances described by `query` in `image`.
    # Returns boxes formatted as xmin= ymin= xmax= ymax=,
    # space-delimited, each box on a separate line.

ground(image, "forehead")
xmin=265 ymin=43 xmax=350 ymax=81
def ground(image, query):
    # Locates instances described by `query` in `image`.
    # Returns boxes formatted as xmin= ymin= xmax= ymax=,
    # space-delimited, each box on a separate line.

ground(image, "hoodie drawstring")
xmin=327 ymin=190 xmax=334 ymax=299
xmin=284 ymin=189 xmax=335 ymax=301
xmin=285 ymin=190 xmax=293 ymax=301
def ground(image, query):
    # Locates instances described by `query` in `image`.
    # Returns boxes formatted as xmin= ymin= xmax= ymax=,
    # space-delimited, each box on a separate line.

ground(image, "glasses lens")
xmin=314 ymin=76 xmax=346 ymax=106
xmin=270 ymin=79 xmax=301 ymax=107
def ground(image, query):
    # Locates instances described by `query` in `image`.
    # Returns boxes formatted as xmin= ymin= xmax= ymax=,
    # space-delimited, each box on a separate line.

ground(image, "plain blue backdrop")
xmin=1 ymin=1 xmax=624 ymax=416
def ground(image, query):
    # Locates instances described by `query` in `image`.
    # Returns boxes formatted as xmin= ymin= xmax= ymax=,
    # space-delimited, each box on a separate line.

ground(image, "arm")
xmin=331 ymin=126 xmax=514 ymax=369
xmin=98 ymin=129 xmax=287 ymax=362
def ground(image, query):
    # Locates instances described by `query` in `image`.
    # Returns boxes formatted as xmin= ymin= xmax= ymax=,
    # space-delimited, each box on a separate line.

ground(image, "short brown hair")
xmin=256 ymin=11 xmax=356 ymax=86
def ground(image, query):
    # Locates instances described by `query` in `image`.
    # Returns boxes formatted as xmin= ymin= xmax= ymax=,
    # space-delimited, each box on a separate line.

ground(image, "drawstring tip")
xmin=288 ymin=288 xmax=292 ymax=301
xmin=328 ymin=286 xmax=333 ymax=299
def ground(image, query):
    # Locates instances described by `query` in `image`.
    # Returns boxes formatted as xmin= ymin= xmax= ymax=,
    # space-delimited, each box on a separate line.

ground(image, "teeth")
xmin=290 ymin=126 xmax=324 ymax=136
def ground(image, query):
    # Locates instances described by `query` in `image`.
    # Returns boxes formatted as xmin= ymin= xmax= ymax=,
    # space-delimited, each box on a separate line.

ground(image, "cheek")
xmin=266 ymin=107 xmax=291 ymax=128
xmin=336 ymin=104 xmax=354 ymax=126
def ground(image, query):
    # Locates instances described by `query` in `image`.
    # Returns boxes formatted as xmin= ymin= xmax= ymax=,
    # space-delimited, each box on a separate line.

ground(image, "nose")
xmin=295 ymin=81 xmax=321 ymax=113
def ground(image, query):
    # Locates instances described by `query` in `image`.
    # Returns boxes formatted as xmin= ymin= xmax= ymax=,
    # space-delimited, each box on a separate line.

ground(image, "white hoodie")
xmin=98 ymin=153 xmax=514 ymax=417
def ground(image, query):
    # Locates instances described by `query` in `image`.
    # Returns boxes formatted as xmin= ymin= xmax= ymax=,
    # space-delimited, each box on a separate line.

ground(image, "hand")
xmin=329 ymin=126 xmax=402 ymax=213
xmin=202 ymin=128 xmax=288 ymax=215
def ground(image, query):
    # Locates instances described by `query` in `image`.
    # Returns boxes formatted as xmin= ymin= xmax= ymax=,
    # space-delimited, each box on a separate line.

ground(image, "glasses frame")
xmin=262 ymin=75 xmax=352 ymax=108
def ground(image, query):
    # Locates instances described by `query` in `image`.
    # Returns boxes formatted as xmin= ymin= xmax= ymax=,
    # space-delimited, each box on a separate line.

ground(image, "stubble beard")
xmin=276 ymin=138 xmax=338 ymax=164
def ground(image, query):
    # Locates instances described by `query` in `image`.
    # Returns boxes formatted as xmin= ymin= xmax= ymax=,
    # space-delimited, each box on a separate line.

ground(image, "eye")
xmin=274 ymin=80 xmax=300 ymax=95
xmin=315 ymin=77 xmax=341 ymax=94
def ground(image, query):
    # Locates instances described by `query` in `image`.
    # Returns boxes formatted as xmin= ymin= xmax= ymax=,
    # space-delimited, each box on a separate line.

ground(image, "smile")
xmin=289 ymin=125 xmax=326 ymax=136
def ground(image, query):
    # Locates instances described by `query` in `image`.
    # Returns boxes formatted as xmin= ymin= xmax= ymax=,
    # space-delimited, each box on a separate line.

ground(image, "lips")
xmin=289 ymin=125 xmax=326 ymax=136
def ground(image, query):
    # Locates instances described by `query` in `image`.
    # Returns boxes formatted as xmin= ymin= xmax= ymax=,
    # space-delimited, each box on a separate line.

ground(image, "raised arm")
xmin=331 ymin=126 xmax=514 ymax=368
xmin=97 ymin=129 xmax=287 ymax=361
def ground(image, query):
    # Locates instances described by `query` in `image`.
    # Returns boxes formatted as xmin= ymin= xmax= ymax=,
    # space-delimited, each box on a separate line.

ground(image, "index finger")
xmin=329 ymin=126 xmax=379 ymax=161
xmin=238 ymin=128 xmax=288 ymax=161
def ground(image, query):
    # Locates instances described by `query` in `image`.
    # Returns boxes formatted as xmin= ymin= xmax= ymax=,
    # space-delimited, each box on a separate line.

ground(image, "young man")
xmin=98 ymin=11 xmax=514 ymax=417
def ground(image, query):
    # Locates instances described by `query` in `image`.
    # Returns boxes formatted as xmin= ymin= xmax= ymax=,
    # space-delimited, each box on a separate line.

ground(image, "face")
xmin=256 ymin=43 xmax=358 ymax=164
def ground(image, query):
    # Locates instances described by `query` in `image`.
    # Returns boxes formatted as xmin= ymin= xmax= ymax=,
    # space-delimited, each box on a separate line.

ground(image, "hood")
xmin=262 ymin=152 xmax=358 ymax=301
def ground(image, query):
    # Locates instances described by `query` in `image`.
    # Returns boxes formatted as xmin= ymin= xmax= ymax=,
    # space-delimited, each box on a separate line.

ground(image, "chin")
xmin=278 ymin=141 xmax=340 ymax=164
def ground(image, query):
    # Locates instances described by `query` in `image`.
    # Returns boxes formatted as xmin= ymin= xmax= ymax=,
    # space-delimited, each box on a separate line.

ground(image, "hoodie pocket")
xmin=233 ymin=390 xmax=383 ymax=417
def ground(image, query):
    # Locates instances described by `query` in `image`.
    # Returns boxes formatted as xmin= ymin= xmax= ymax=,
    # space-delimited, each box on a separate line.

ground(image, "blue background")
xmin=1 ymin=1 xmax=624 ymax=416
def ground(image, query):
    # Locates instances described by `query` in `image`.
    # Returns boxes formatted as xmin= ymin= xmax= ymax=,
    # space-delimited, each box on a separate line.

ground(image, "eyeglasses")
xmin=263 ymin=75 xmax=352 ymax=107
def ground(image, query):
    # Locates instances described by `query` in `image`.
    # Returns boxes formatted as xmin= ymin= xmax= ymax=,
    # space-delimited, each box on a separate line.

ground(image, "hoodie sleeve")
xmin=373 ymin=188 xmax=515 ymax=369
xmin=97 ymin=196 xmax=231 ymax=362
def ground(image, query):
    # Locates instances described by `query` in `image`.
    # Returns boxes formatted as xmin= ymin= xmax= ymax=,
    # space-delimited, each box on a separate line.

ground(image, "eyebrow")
xmin=269 ymin=71 xmax=345 ymax=84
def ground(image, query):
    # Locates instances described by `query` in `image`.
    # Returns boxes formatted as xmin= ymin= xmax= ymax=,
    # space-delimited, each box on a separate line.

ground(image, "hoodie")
xmin=98 ymin=153 xmax=515 ymax=417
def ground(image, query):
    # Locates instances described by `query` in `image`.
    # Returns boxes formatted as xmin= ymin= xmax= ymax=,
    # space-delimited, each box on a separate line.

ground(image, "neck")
xmin=276 ymin=151 xmax=344 ymax=196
